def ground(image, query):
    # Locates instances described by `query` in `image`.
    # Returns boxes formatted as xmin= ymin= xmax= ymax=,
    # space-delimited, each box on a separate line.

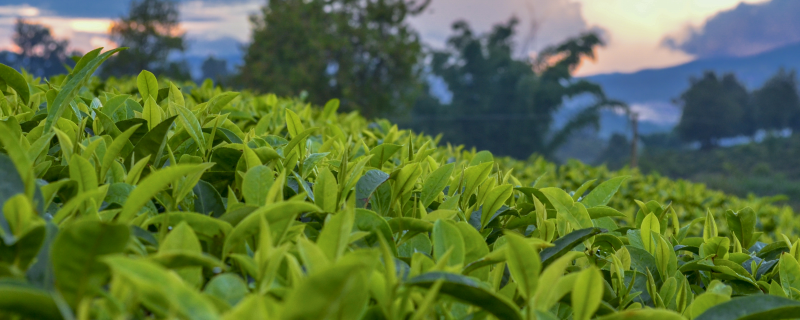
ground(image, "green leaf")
xmin=421 ymin=162 xmax=455 ymax=208
xmin=541 ymin=187 xmax=592 ymax=229
xmin=505 ymin=232 xmax=541 ymax=299
xmin=314 ymin=167 xmax=338 ymax=212
xmin=143 ymin=211 xmax=232 ymax=240
xmin=282 ymin=258 xmax=373 ymax=320
xmin=694 ymin=295 xmax=800 ymax=320
xmin=0 ymin=154 xmax=27 ymax=243
xmin=204 ymin=273 xmax=248 ymax=307
xmin=0 ymin=124 xmax=36 ymax=199
xmin=301 ymin=152 xmax=329 ymax=178
xmin=463 ymin=162 xmax=493 ymax=198
xmin=433 ymin=220 xmax=465 ymax=267
xmin=581 ymin=176 xmax=629 ymax=208
xmin=193 ymin=180 xmax=226 ymax=217
xmin=353 ymin=208 xmax=397 ymax=255
xmin=103 ymin=256 xmax=219 ymax=320
xmin=69 ymin=155 xmax=98 ymax=193
xmin=51 ymin=220 xmax=130 ymax=308
xmin=283 ymin=127 xmax=316 ymax=155
xmin=0 ymin=63 xmax=30 ymax=105
xmin=137 ymin=70 xmax=159 ymax=101
xmin=130 ymin=115 xmax=177 ymax=168
xmin=204 ymin=92 xmax=239 ymax=115
xmin=321 ymin=99 xmax=339 ymax=120
xmin=587 ymin=206 xmax=627 ymax=219
xmin=540 ymin=227 xmax=604 ymax=267
xmin=222 ymin=202 xmax=321 ymax=257
xmin=285 ymin=108 xmax=305 ymax=138
xmin=44 ymin=47 xmax=125 ymax=133
xmin=780 ymin=253 xmax=800 ymax=298
xmin=468 ymin=150 xmax=494 ymax=166
xmin=369 ymin=143 xmax=401 ymax=168
xmin=391 ymin=163 xmax=422 ymax=204
xmin=703 ymin=210 xmax=719 ymax=242
xmin=422 ymin=209 xmax=458 ymax=221
xmin=387 ymin=217 xmax=434 ymax=233
xmin=242 ymin=166 xmax=274 ymax=206
xmin=571 ymin=267 xmax=604 ymax=320
xmin=317 ymin=209 xmax=355 ymax=262
xmin=176 ymin=105 xmax=207 ymax=154
xmin=355 ymin=169 xmax=389 ymax=208
xmin=596 ymin=309 xmax=685 ymax=320
xmin=101 ymin=123 xmax=140 ymax=182
xmin=168 ymin=81 xmax=185 ymax=107
xmin=454 ymin=221 xmax=490 ymax=279
xmin=572 ymin=179 xmax=596 ymax=201
xmin=0 ymin=284 xmax=62 ymax=319
xmin=142 ymin=96 xmax=162 ymax=130
xmin=118 ymin=163 xmax=214 ymax=222
xmin=726 ymin=207 xmax=757 ymax=250
xmin=480 ymin=184 xmax=513 ymax=229
xmin=533 ymin=251 xmax=585 ymax=311
xmin=641 ymin=212 xmax=661 ymax=255
xmin=406 ymin=272 xmax=522 ymax=320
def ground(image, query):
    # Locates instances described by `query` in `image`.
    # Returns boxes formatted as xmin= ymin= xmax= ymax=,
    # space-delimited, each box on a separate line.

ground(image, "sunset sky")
xmin=0 ymin=0 xmax=790 ymax=76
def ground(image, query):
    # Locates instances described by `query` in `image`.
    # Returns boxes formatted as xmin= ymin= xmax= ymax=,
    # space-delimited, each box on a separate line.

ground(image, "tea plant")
xmin=1 ymin=48 xmax=800 ymax=319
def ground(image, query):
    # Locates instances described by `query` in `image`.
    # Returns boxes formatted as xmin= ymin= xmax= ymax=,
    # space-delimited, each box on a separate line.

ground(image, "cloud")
xmin=0 ymin=0 xmax=257 ymax=18
xmin=409 ymin=0 xmax=593 ymax=55
xmin=0 ymin=0 xmax=127 ymax=18
xmin=665 ymin=0 xmax=800 ymax=58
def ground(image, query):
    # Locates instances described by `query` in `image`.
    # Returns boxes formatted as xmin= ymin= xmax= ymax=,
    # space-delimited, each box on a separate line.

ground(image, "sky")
xmin=0 ymin=0 xmax=791 ymax=76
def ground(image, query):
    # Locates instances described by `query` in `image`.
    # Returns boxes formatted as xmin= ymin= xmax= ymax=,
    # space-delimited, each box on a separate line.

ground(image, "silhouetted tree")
xmin=102 ymin=0 xmax=188 ymax=79
xmin=201 ymin=56 xmax=229 ymax=83
xmin=753 ymin=69 xmax=800 ymax=133
xmin=239 ymin=0 xmax=431 ymax=117
xmin=676 ymin=72 xmax=748 ymax=149
xmin=412 ymin=18 xmax=623 ymax=158
xmin=9 ymin=18 xmax=73 ymax=77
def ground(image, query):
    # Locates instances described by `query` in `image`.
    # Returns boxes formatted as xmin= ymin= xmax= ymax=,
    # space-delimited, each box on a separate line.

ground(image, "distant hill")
xmin=584 ymin=41 xmax=800 ymax=133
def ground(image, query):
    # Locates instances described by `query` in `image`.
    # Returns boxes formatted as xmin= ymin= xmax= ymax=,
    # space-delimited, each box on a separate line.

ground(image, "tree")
xmin=9 ymin=18 xmax=72 ymax=77
xmin=239 ymin=0 xmax=430 ymax=118
xmin=201 ymin=56 xmax=229 ymax=84
xmin=411 ymin=18 xmax=623 ymax=159
xmin=675 ymin=72 xmax=748 ymax=149
xmin=102 ymin=0 xmax=188 ymax=79
xmin=753 ymin=69 xmax=800 ymax=133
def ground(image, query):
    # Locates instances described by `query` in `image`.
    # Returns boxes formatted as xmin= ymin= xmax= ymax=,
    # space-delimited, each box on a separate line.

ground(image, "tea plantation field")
xmin=2 ymin=49 xmax=800 ymax=319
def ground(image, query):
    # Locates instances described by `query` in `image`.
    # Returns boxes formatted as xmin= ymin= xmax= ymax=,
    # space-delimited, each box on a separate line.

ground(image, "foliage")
xmin=752 ymin=68 xmax=800 ymax=132
xmin=676 ymin=72 xmax=750 ymax=149
xmin=5 ymin=19 xmax=74 ymax=78
xmin=632 ymin=133 xmax=800 ymax=208
xmin=201 ymin=56 xmax=230 ymax=85
xmin=2 ymin=51 xmax=800 ymax=319
xmin=676 ymin=69 xmax=800 ymax=149
xmin=239 ymin=0 xmax=430 ymax=118
xmin=409 ymin=19 xmax=623 ymax=159
xmin=101 ymin=0 xmax=189 ymax=79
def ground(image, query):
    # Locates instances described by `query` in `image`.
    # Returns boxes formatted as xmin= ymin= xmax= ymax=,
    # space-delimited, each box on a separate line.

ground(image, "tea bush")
xmin=2 ymin=49 xmax=800 ymax=319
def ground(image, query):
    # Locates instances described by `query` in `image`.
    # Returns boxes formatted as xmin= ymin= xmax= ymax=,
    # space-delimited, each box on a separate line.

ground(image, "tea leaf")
xmin=137 ymin=70 xmax=159 ymax=101
xmin=52 ymin=220 xmax=129 ymax=308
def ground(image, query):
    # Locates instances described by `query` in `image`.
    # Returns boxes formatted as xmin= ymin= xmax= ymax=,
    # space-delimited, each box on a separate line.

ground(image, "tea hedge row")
xmin=1 ymin=50 xmax=800 ymax=320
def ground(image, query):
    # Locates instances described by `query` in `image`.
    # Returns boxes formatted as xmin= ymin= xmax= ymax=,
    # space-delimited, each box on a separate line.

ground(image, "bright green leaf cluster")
xmin=1 ymin=52 xmax=800 ymax=320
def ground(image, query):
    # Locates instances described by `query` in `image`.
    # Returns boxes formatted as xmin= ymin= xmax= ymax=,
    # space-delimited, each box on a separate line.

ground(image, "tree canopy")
xmin=752 ymin=69 xmax=800 ymax=132
xmin=410 ymin=18 xmax=622 ymax=159
xmin=7 ymin=19 xmax=73 ymax=77
xmin=239 ymin=0 xmax=430 ymax=118
xmin=676 ymin=72 xmax=749 ymax=149
xmin=102 ymin=0 xmax=188 ymax=79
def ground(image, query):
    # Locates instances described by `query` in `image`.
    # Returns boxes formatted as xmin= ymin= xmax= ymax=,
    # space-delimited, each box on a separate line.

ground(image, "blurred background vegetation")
xmin=6 ymin=0 xmax=800 ymax=207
